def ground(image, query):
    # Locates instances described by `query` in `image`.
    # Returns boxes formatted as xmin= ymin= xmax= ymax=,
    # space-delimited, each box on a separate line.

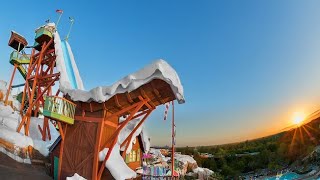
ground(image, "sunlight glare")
xmin=292 ymin=112 xmax=305 ymax=126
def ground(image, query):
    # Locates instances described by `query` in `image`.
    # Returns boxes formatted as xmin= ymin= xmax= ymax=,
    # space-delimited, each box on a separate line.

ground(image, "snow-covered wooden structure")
xmin=57 ymin=70 xmax=184 ymax=179
xmin=124 ymin=135 xmax=145 ymax=170
xmin=1 ymin=21 xmax=185 ymax=180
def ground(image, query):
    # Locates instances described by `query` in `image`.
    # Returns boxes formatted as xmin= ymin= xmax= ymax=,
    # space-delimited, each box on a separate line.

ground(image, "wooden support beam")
xmin=105 ymin=121 xmax=117 ymax=128
xmin=100 ymin=107 xmax=148 ymax=151
xmin=119 ymin=110 xmax=148 ymax=125
xmin=89 ymin=103 xmax=93 ymax=112
xmin=121 ymin=109 xmax=153 ymax=158
xmin=120 ymin=109 xmax=153 ymax=148
xmin=126 ymin=92 xmax=134 ymax=104
xmin=103 ymin=98 xmax=147 ymax=121
xmin=58 ymin=123 xmax=67 ymax=180
xmin=114 ymin=94 xmax=122 ymax=109
xmin=151 ymin=81 xmax=165 ymax=104
xmin=92 ymin=110 xmax=106 ymax=180
xmin=39 ymin=73 xmax=60 ymax=80
xmin=5 ymin=64 xmax=17 ymax=105
xmin=98 ymin=100 xmax=147 ymax=179
xmin=74 ymin=116 xmax=103 ymax=123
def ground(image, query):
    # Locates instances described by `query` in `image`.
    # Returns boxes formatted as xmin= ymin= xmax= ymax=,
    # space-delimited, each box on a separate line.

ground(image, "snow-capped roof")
xmin=61 ymin=59 xmax=185 ymax=104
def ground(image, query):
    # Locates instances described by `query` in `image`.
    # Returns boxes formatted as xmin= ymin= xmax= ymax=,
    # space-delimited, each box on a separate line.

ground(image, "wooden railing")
xmin=43 ymin=96 xmax=76 ymax=124
xmin=10 ymin=51 xmax=30 ymax=63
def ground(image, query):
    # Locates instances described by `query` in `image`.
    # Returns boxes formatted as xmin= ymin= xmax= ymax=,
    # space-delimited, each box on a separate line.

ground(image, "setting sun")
xmin=292 ymin=112 xmax=305 ymax=125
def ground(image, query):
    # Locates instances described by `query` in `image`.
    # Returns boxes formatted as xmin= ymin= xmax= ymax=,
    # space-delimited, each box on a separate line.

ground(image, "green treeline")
xmin=177 ymin=119 xmax=320 ymax=178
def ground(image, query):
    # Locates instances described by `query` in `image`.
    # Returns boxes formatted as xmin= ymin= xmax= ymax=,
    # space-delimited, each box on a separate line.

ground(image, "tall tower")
xmin=16 ymin=23 xmax=60 ymax=140
xmin=5 ymin=31 xmax=29 ymax=107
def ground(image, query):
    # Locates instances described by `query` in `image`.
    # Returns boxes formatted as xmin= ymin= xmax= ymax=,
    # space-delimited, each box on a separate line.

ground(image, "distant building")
xmin=199 ymin=153 xmax=214 ymax=159
xmin=235 ymin=152 xmax=260 ymax=157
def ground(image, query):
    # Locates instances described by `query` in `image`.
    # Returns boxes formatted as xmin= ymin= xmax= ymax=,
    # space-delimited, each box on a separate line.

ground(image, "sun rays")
xmin=287 ymin=121 xmax=320 ymax=154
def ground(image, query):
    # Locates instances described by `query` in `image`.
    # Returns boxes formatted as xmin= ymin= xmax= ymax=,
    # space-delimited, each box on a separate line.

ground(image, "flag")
xmin=69 ymin=17 xmax=74 ymax=23
xmin=56 ymin=9 xmax=63 ymax=14
xmin=163 ymin=102 xmax=170 ymax=120
xmin=45 ymin=19 xmax=50 ymax=23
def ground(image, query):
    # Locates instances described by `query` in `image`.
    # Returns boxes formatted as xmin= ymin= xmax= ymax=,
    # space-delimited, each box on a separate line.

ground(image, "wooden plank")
xmin=92 ymin=110 xmax=105 ymax=180
xmin=104 ymin=120 xmax=118 ymax=128
xmin=98 ymin=100 xmax=146 ymax=179
xmin=75 ymin=116 xmax=103 ymax=123
xmin=58 ymin=124 xmax=68 ymax=180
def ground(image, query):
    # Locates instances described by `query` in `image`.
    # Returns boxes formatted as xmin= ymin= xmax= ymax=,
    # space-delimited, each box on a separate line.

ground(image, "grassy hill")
xmin=176 ymin=112 xmax=320 ymax=178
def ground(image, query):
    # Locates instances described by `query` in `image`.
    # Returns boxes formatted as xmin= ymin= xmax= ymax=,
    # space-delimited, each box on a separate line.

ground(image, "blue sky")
xmin=1 ymin=1 xmax=320 ymax=146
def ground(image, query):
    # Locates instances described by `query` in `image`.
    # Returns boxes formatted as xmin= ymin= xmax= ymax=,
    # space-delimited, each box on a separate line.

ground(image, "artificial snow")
xmin=140 ymin=128 xmax=150 ymax=153
xmin=175 ymin=154 xmax=197 ymax=165
xmin=62 ymin=59 xmax=185 ymax=104
xmin=0 ymin=81 xmax=21 ymax=110
xmin=0 ymin=125 xmax=33 ymax=148
xmin=99 ymin=144 xmax=137 ymax=180
xmin=97 ymin=118 xmax=151 ymax=179
xmin=149 ymin=148 xmax=166 ymax=159
xmin=66 ymin=173 xmax=87 ymax=180
xmin=54 ymin=31 xmax=84 ymax=91
xmin=65 ymin=41 xmax=85 ymax=90
xmin=118 ymin=118 xmax=150 ymax=154
xmin=0 ymin=80 xmax=7 ymax=92
xmin=0 ymin=146 xmax=31 ymax=164
xmin=0 ymin=102 xmax=60 ymax=158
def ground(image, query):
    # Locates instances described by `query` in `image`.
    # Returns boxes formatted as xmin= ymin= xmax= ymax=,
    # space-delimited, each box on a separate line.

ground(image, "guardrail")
xmin=43 ymin=96 xmax=76 ymax=125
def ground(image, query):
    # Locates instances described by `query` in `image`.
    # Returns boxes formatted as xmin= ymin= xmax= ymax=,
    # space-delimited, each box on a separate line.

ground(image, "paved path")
xmin=0 ymin=152 xmax=52 ymax=180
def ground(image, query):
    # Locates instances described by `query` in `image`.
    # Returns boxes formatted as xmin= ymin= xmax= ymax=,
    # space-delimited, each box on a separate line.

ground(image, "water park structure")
xmin=0 ymin=12 xmax=185 ymax=180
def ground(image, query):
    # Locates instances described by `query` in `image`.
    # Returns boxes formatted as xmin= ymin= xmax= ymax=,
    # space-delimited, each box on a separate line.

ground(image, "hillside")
xmin=176 ymin=115 xmax=320 ymax=178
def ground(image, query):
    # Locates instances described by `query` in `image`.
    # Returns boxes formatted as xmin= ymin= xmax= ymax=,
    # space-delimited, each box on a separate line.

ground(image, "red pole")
xmin=171 ymin=100 xmax=175 ymax=178
xmin=5 ymin=64 xmax=17 ymax=105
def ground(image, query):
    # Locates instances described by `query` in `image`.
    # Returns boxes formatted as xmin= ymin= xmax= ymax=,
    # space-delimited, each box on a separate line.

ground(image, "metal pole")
xmin=65 ymin=18 xmax=74 ymax=41
xmin=171 ymin=100 xmax=175 ymax=178
xmin=56 ymin=12 xmax=63 ymax=29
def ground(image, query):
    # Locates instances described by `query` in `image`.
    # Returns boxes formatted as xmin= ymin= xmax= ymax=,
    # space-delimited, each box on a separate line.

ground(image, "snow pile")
xmin=0 ymin=146 xmax=31 ymax=164
xmin=60 ymin=59 xmax=185 ymax=104
xmin=175 ymin=154 xmax=197 ymax=165
xmin=98 ymin=118 xmax=151 ymax=179
xmin=35 ymin=23 xmax=56 ymax=34
xmin=66 ymin=173 xmax=87 ymax=180
xmin=174 ymin=154 xmax=213 ymax=178
xmin=0 ymin=80 xmax=21 ymax=110
xmin=0 ymin=80 xmax=7 ymax=92
xmin=0 ymin=103 xmax=33 ymax=148
xmin=0 ymin=125 xmax=33 ymax=148
xmin=147 ymin=149 xmax=213 ymax=178
xmin=118 ymin=118 xmax=150 ymax=154
xmin=0 ymin=103 xmax=60 ymax=159
xmin=99 ymin=144 xmax=136 ymax=180
xmin=149 ymin=148 xmax=166 ymax=159
xmin=193 ymin=167 xmax=214 ymax=178
xmin=140 ymin=129 xmax=150 ymax=153
xmin=0 ymin=103 xmax=14 ymax=117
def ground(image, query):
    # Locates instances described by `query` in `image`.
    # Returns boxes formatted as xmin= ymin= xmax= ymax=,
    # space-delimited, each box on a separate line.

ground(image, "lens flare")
xmin=292 ymin=112 xmax=305 ymax=126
